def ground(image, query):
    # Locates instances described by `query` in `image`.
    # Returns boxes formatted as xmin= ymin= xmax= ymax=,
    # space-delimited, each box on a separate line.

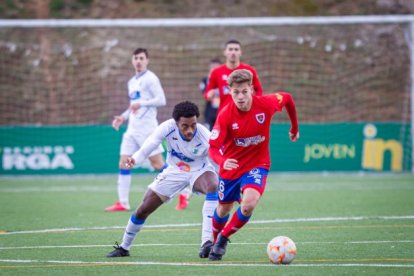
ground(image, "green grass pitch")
xmin=0 ymin=173 xmax=413 ymax=275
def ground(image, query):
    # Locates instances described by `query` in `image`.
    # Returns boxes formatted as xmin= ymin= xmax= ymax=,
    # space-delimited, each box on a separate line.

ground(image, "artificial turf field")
xmin=0 ymin=173 xmax=413 ymax=275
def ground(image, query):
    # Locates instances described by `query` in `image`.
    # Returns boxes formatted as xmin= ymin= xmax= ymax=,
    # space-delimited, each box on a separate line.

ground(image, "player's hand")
xmin=289 ymin=131 xmax=299 ymax=142
xmin=123 ymin=157 xmax=136 ymax=169
xmin=130 ymin=102 xmax=141 ymax=114
xmin=223 ymin=158 xmax=239 ymax=170
xmin=112 ymin=116 xmax=124 ymax=131
xmin=206 ymin=89 xmax=216 ymax=100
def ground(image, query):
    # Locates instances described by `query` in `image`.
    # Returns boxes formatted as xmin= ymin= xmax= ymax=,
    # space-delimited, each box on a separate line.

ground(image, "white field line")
xmin=1 ymin=215 xmax=413 ymax=235
xmin=0 ymin=240 xmax=414 ymax=250
xmin=0 ymin=259 xmax=413 ymax=268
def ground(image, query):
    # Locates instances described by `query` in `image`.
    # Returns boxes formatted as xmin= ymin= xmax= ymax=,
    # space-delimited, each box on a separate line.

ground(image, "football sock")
xmin=221 ymin=207 xmax=251 ymax=238
xmin=117 ymin=169 xmax=131 ymax=208
xmin=212 ymin=209 xmax=229 ymax=242
xmin=201 ymin=192 xmax=218 ymax=245
xmin=121 ymin=214 xmax=145 ymax=250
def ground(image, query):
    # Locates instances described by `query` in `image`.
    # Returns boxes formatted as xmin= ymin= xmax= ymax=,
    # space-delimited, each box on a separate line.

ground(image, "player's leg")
xmin=221 ymin=168 xmax=268 ymax=238
xmin=208 ymin=178 xmax=240 ymax=261
xmin=148 ymin=152 xmax=165 ymax=171
xmin=192 ymin=170 xmax=218 ymax=258
xmin=107 ymin=188 xmax=165 ymax=257
xmin=105 ymin=155 xmax=132 ymax=212
xmin=105 ymin=134 xmax=138 ymax=211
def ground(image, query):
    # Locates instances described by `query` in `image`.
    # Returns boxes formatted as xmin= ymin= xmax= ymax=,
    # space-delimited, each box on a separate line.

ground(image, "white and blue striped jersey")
xmin=131 ymin=119 xmax=212 ymax=172
xmin=122 ymin=69 xmax=166 ymax=134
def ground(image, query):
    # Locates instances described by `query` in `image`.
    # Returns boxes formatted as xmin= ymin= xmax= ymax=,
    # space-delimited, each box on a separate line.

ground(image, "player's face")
xmin=230 ymin=81 xmax=253 ymax=111
xmin=177 ymin=116 xmax=198 ymax=141
xmin=224 ymin=43 xmax=242 ymax=64
xmin=131 ymin=52 xmax=149 ymax=73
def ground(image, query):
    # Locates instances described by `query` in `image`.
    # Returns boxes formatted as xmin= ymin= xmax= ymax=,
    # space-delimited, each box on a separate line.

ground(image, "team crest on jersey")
xmin=256 ymin=113 xmax=265 ymax=124
xmin=210 ymin=129 xmax=219 ymax=140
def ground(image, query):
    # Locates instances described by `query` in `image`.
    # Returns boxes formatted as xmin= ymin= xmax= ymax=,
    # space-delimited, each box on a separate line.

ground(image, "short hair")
xmin=172 ymin=101 xmax=200 ymax=121
xmin=225 ymin=39 xmax=241 ymax=47
xmin=210 ymin=57 xmax=221 ymax=64
xmin=227 ymin=69 xmax=252 ymax=87
xmin=132 ymin=48 xmax=148 ymax=58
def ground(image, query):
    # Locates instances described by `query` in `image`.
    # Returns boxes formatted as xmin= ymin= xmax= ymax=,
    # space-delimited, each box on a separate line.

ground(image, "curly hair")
xmin=172 ymin=101 xmax=200 ymax=121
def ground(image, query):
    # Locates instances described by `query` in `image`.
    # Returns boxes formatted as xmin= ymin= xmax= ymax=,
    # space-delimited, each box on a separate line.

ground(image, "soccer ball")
xmin=266 ymin=236 xmax=297 ymax=264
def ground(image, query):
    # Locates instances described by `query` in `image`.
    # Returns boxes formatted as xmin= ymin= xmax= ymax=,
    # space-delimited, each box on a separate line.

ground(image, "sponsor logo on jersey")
xmin=171 ymin=149 xmax=194 ymax=162
xmin=210 ymin=129 xmax=219 ymax=140
xmin=234 ymin=135 xmax=265 ymax=147
xmin=176 ymin=161 xmax=190 ymax=172
xmin=255 ymin=113 xmax=265 ymax=124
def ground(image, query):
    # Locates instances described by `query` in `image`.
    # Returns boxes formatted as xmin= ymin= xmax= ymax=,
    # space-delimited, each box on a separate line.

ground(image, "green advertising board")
xmin=0 ymin=123 xmax=411 ymax=175
xmin=269 ymin=123 xmax=411 ymax=172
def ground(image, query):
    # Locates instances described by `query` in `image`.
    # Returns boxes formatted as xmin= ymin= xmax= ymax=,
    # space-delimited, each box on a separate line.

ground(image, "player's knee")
xmin=119 ymin=156 xmax=129 ymax=169
xmin=241 ymin=198 xmax=259 ymax=215
xmin=217 ymin=203 xmax=232 ymax=217
xmin=240 ymin=204 xmax=255 ymax=216
xmin=151 ymin=161 xmax=164 ymax=171
xmin=205 ymin=182 xmax=218 ymax=193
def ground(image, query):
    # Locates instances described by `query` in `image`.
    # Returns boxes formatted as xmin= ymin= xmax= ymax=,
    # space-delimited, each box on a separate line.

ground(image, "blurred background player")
xmin=204 ymin=39 xmax=263 ymax=113
xmin=199 ymin=57 xmax=221 ymax=130
xmin=207 ymin=69 xmax=299 ymax=261
xmin=106 ymin=101 xmax=218 ymax=258
xmin=105 ymin=47 xmax=167 ymax=212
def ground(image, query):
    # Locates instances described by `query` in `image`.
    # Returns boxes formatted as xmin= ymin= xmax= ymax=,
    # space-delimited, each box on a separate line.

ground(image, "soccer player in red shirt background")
xmin=204 ymin=40 xmax=263 ymax=113
xmin=208 ymin=69 xmax=299 ymax=261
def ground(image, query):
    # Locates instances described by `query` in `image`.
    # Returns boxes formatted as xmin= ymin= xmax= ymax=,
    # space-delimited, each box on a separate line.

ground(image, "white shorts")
xmin=148 ymin=164 xmax=217 ymax=201
xmin=120 ymin=132 xmax=164 ymax=157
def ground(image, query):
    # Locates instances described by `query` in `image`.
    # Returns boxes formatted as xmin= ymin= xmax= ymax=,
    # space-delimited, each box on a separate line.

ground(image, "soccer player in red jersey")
xmin=204 ymin=40 xmax=263 ymax=113
xmin=208 ymin=69 xmax=299 ymax=261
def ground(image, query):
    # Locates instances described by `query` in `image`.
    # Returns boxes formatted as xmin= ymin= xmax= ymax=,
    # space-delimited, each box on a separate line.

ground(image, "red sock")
xmin=212 ymin=209 xmax=229 ymax=242
xmin=221 ymin=207 xmax=251 ymax=238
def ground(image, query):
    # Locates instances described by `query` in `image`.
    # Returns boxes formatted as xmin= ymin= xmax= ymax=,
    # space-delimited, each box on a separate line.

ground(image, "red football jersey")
xmin=209 ymin=93 xmax=298 ymax=180
xmin=204 ymin=63 xmax=263 ymax=113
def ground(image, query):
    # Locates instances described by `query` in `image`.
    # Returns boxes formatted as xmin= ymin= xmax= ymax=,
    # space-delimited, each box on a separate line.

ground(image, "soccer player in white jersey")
xmin=105 ymin=48 xmax=167 ymax=212
xmin=106 ymin=101 xmax=218 ymax=258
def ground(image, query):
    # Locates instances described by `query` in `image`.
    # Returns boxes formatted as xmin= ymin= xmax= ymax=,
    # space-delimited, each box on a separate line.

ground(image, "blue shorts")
xmin=217 ymin=167 xmax=269 ymax=203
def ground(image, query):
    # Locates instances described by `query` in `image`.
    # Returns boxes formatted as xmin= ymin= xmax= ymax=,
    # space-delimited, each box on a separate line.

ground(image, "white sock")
xmin=117 ymin=172 xmax=131 ymax=208
xmin=201 ymin=199 xmax=218 ymax=245
xmin=121 ymin=215 xmax=145 ymax=250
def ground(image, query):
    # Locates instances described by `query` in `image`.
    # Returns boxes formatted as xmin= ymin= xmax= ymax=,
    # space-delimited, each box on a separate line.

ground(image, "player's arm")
xmin=208 ymin=114 xmax=239 ymax=170
xmin=275 ymin=92 xmax=299 ymax=142
xmin=204 ymin=69 xmax=218 ymax=100
xmin=252 ymin=68 xmax=263 ymax=96
xmin=112 ymin=108 xmax=130 ymax=131
xmin=130 ymin=77 xmax=166 ymax=113
xmin=125 ymin=122 xmax=166 ymax=168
